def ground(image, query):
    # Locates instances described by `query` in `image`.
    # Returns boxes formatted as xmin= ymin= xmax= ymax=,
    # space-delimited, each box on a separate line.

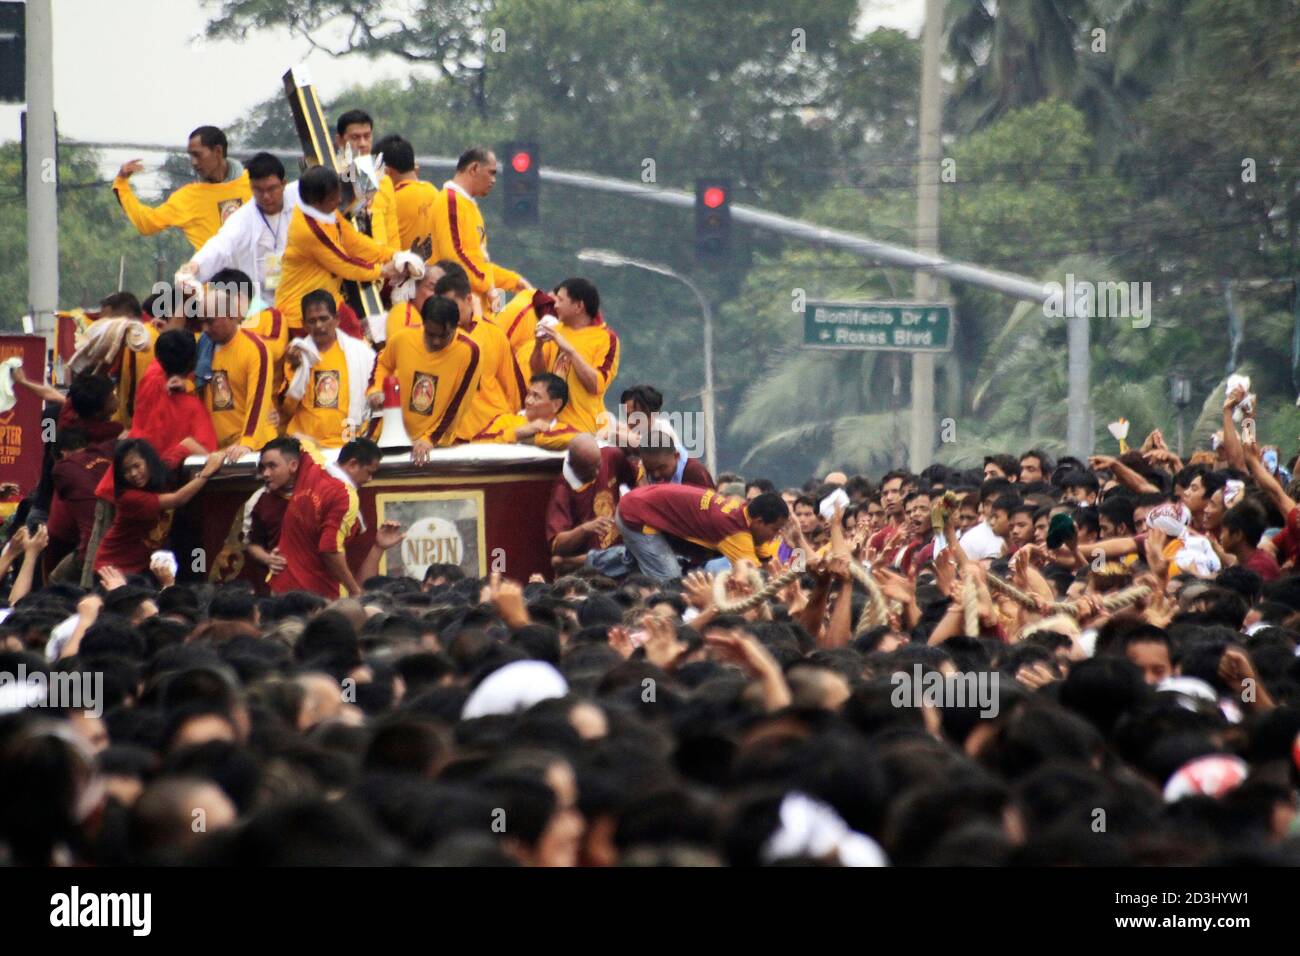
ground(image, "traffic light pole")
xmin=25 ymin=0 xmax=58 ymax=352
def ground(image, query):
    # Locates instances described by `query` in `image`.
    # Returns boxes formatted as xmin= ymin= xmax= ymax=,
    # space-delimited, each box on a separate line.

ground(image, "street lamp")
xmin=1168 ymin=368 xmax=1191 ymax=457
xmin=577 ymin=249 xmax=718 ymax=476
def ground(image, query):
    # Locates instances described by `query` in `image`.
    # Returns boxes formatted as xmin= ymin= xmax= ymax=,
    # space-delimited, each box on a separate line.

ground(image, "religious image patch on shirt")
xmin=313 ymin=369 xmax=341 ymax=409
xmin=210 ymin=370 xmax=234 ymax=411
xmin=217 ymin=197 xmax=244 ymax=223
xmin=409 ymin=372 xmax=438 ymax=415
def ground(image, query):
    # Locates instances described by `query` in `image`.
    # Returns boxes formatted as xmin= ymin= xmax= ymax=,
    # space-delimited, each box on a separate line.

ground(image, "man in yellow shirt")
xmin=336 ymin=109 xmax=401 ymax=254
xmin=376 ymin=135 xmax=438 ymax=256
xmin=384 ymin=263 xmax=442 ymax=344
xmin=530 ymin=278 xmax=620 ymax=435
xmin=432 ymin=262 xmax=526 ymax=443
xmin=112 ymin=126 xmax=252 ymax=250
xmin=201 ymin=278 xmax=279 ymax=462
xmin=282 ymin=290 xmax=377 ymax=448
xmin=366 ymin=297 xmax=483 ymax=464
xmin=275 ymin=165 xmax=405 ymax=332
xmin=95 ymin=292 xmax=157 ymax=430
xmin=431 ymin=147 xmax=528 ymax=309
xmin=490 ymin=286 xmax=551 ymax=359
xmin=474 ymin=373 xmax=580 ymax=450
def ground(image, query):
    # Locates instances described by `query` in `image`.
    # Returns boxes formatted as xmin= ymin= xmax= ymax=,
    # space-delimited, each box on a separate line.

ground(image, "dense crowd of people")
xmin=1 ymin=112 xmax=1299 ymax=868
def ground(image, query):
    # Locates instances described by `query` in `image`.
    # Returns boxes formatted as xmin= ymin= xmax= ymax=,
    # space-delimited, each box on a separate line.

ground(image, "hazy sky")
xmin=0 ymin=0 xmax=924 ymax=190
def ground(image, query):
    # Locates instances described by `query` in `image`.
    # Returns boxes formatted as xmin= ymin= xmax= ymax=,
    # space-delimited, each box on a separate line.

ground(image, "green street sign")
xmin=803 ymin=301 xmax=953 ymax=352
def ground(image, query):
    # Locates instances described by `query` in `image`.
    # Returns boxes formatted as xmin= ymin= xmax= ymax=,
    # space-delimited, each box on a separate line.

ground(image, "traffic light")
xmin=0 ymin=1 xmax=25 ymax=104
xmin=502 ymin=141 xmax=539 ymax=225
xmin=694 ymin=178 xmax=731 ymax=263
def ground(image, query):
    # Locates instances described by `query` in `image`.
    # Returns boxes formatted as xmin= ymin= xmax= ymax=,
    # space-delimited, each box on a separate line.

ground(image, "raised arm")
xmin=157 ymin=451 xmax=225 ymax=511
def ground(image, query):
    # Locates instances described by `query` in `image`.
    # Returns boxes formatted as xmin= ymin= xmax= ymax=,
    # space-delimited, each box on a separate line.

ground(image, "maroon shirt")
xmin=57 ymin=405 xmax=123 ymax=447
xmin=617 ymin=484 xmax=776 ymax=564
xmin=546 ymin=446 xmax=640 ymax=554
xmin=1243 ymin=548 xmax=1281 ymax=582
xmin=50 ymin=448 xmax=113 ymax=554
xmin=248 ymin=489 xmax=291 ymax=551
xmin=680 ymin=457 xmax=715 ymax=489
xmin=94 ymin=489 xmax=169 ymax=573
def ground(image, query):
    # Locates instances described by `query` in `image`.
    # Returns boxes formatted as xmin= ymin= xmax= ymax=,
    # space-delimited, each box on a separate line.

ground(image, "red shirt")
xmin=50 ymin=448 xmax=113 ymax=553
xmin=545 ymin=446 xmax=640 ymax=554
xmin=869 ymin=523 xmax=905 ymax=553
xmin=269 ymin=453 xmax=360 ymax=597
xmin=130 ymin=362 xmax=218 ymax=468
xmin=1244 ymin=548 xmax=1281 ymax=582
xmin=617 ymin=484 xmax=775 ymax=565
xmin=93 ymin=489 xmax=169 ymax=573
xmin=1270 ymin=506 xmax=1300 ymax=566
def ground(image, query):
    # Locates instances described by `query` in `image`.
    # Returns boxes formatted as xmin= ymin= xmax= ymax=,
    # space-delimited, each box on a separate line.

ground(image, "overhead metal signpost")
xmin=803 ymin=301 xmax=953 ymax=353
xmin=71 ymin=141 xmax=1048 ymax=304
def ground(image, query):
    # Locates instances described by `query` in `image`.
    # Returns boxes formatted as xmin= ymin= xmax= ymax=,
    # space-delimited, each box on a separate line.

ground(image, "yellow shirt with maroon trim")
xmin=207 ymin=328 xmax=278 ymax=450
xmin=489 ymin=289 xmax=540 ymax=354
xmin=473 ymin=412 xmax=580 ymax=450
xmin=453 ymin=318 xmax=526 ymax=442
xmin=431 ymin=182 xmax=524 ymax=300
xmin=370 ymin=175 xmax=402 ymax=254
xmin=241 ymin=306 xmax=288 ymax=401
xmin=368 ymin=327 xmax=483 ymax=446
xmin=537 ymin=317 xmax=620 ymax=435
xmin=385 ymin=301 xmax=424 ymax=345
xmin=392 ymin=178 xmax=439 ymax=254
xmin=277 ymin=206 xmax=388 ymax=331
xmin=112 ymin=320 xmax=159 ymax=429
xmin=283 ymin=340 xmax=352 ymax=448
xmin=112 ymin=172 xmax=252 ymax=250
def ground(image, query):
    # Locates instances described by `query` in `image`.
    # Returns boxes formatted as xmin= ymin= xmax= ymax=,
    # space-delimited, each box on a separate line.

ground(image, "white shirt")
xmin=958 ymin=520 xmax=1005 ymax=560
xmin=191 ymin=180 xmax=300 ymax=301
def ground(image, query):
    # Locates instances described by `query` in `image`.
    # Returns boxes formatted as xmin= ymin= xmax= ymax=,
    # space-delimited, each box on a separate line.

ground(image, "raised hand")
xmin=374 ymin=520 xmax=406 ymax=551
xmin=97 ymin=565 xmax=127 ymax=591
xmin=681 ymin=570 xmax=715 ymax=611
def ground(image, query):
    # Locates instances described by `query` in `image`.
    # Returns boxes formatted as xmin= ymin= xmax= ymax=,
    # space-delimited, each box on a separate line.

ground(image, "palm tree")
xmin=945 ymin=0 xmax=1098 ymax=131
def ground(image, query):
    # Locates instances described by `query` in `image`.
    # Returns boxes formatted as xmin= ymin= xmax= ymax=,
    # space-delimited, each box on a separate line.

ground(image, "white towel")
xmin=0 ymin=357 xmax=24 ymax=413
xmin=388 ymin=251 xmax=427 ymax=305
xmin=285 ymin=336 xmax=322 ymax=401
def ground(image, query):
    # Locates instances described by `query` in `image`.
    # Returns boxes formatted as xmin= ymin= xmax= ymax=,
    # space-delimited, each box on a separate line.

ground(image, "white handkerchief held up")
xmin=388 ymin=252 xmax=427 ymax=304
xmin=0 ymin=357 xmax=24 ymax=413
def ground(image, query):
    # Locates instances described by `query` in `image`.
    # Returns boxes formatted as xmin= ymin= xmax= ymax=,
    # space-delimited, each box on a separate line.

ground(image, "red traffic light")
xmin=701 ymin=186 xmax=727 ymax=209
xmin=511 ymin=151 xmax=533 ymax=174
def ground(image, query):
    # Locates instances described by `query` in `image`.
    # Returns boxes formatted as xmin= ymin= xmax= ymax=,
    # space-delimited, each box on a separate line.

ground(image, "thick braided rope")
xmin=847 ymin=562 xmax=890 ymax=634
xmin=710 ymin=559 xmax=895 ymax=635
xmin=711 ymin=564 xmax=802 ymax=614
xmin=961 ymin=574 xmax=979 ymax=637
xmin=985 ymin=572 xmax=1151 ymax=618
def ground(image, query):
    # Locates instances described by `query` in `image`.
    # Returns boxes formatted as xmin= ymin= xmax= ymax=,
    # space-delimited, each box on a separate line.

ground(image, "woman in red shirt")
xmin=93 ymin=439 xmax=225 ymax=576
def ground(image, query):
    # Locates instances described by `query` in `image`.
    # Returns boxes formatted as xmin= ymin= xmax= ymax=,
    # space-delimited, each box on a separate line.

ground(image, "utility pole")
xmin=1067 ymin=308 xmax=1092 ymax=459
xmin=25 ymin=0 xmax=58 ymax=352
xmin=909 ymin=0 xmax=943 ymax=473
